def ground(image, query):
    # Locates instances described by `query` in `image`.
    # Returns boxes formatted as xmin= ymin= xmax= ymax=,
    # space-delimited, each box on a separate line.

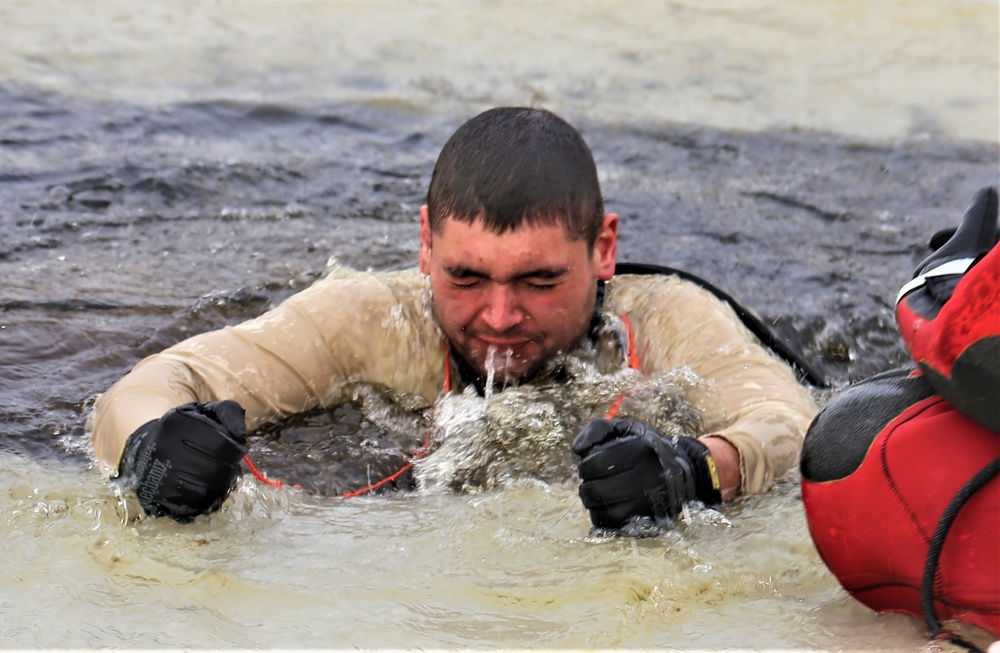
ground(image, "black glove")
xmin=572 ymin=418 xmax=722 ymax=532
xmin=114 ymin=400 xmax=249 ymax=522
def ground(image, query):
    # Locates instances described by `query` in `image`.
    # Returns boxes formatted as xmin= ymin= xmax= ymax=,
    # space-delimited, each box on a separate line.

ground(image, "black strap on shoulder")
xmin=615 ymin=262 xmax=828 ymax=388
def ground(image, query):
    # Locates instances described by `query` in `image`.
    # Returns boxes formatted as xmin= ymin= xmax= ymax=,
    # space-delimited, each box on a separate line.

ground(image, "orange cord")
xmin=340 ymin=461 xmax=415 ymax=498
xmin=243 ymin=455 xmax=284 ymax=488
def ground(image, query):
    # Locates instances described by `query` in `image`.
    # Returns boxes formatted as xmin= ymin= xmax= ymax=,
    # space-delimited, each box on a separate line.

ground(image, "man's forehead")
xmin=433 ymin=217 xmax=589 ymax=272
xmin=434 ymin=213 xmax=585 ymax=241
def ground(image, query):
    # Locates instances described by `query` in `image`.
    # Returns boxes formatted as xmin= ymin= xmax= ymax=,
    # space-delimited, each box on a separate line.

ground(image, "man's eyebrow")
xmin=443 ymin=266 xmax=487 ymax=279
xmin=443 ymin=265 xmax=570 ymax=281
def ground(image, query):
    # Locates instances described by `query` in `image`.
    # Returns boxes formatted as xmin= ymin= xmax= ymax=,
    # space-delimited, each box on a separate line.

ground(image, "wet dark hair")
xmin=426 ymin=107 xmax=605 ymax=248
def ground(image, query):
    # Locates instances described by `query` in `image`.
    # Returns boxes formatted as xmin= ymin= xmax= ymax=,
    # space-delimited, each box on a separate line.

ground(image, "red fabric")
xmin=802 ymin=396 xmax=1000 ymax=637
xmin=898 ymin=244 xmax=1000 ymax=377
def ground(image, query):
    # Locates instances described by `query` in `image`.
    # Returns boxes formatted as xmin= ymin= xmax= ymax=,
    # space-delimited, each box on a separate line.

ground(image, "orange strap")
xmin=604 ymin=314 xmax=641 ymax=419
xmin=443 ymin=339 xmax=454 ymax=393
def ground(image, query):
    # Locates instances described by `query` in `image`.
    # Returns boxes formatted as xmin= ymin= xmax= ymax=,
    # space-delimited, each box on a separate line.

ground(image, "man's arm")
xmin=573 ymin=276 xmax=817 ymax=533
xmin=91 ymin=282 xmax=341 ymax=472
xmin=90 ymin=267 xmax=444 ymax=474
xmin=613 ymin=274 xmax=819 ymax=494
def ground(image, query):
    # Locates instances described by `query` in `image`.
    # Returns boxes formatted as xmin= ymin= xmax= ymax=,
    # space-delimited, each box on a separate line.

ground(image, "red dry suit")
xmin=801 ymin=186 xmax=1000 ymax=642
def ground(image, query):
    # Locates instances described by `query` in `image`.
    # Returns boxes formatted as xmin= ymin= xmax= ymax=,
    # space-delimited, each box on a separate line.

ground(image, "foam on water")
xmin=416 ymin=328 xmax=705 ymax=493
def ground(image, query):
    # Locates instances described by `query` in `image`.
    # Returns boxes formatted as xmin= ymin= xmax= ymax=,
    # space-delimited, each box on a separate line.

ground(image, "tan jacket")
xmin=90 ymin=265 xmax=817 ymax=494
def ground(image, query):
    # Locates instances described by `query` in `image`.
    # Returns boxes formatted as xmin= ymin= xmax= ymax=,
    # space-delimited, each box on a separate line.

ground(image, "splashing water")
xmin=484 ymin=345 xmax=498 ymax=400
xmin=415 ymin=339 xmax=705 ymax=493
xmin=481 ymin=345 xmax=518 ymax=401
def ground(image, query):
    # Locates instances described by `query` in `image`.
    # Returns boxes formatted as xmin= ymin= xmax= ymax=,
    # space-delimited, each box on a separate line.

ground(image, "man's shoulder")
xmin=607 ymin=270 xmax=732 ymax=318
xmin=608 ymin=271 xmax=678 ymax=287
xmin=308 ymin=263 xmax=424 ymax=294
xmin=607 ymin=271 xmax=692 ymax=297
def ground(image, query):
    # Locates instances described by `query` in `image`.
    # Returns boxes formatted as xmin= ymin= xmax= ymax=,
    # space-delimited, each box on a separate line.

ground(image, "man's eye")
xmin=525 ymin=280 xmax=558 ymax=290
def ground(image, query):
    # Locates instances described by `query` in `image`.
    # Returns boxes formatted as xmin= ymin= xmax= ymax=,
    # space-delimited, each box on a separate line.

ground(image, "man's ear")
xmin=593 ymin=213 xmax=618 ymax=281
xmin=419 ymin=205 xmax=432 ymax=274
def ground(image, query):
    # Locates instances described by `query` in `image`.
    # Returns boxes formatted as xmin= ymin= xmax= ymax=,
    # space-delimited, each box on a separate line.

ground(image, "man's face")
xmin=419 ymin=206 xmax=618 ymax=386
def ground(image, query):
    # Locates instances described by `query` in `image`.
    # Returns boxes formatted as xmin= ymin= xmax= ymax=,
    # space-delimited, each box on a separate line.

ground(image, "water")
xmin=1 ymin=0 xmax=998 ymax=649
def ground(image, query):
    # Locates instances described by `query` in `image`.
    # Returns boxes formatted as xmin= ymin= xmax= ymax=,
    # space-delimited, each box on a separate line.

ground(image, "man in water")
xmin=90 ymin=107 xmax=817 ymax=530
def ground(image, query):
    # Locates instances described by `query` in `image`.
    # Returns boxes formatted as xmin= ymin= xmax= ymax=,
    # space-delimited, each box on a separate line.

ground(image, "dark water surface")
xmin=1 ymin=83 xmax=998 ymax=471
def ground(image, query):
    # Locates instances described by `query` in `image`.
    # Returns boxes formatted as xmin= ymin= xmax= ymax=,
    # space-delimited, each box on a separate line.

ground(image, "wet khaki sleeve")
xmin=610 ymin=275 xmax=818 ymax=495
xmin=89 ymin=268 xmax=445 ymax=473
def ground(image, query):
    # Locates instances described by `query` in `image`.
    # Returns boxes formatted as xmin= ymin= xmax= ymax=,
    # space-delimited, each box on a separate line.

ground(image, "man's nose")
xmin=481 ymin=284 xmax=524 ymax=332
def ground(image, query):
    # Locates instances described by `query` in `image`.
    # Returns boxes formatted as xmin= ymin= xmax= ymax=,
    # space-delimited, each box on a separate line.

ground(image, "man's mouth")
xmin=477 ymin=336 xmax=529 ymax=348
xmin=472 ymin=335 xmax=538 ymax=359
xmin=471 ymin=335 xmax=537 ymax=374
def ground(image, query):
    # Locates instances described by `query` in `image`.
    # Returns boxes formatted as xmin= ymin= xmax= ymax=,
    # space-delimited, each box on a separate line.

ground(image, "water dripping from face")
xmin=483 ymin=345 xmax=516 ymax=400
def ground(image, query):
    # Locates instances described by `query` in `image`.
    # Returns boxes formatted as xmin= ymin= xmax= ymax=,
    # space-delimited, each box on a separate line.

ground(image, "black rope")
xmin=615 ymin=262 xmax=829 ymax=388
xmin=920 ymin=453 xmax=1000 ymax=650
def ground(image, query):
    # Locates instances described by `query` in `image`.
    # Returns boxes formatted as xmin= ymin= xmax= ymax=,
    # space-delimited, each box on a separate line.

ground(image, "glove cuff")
xmin=674 ymin=436 xmax=723 ymax=506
